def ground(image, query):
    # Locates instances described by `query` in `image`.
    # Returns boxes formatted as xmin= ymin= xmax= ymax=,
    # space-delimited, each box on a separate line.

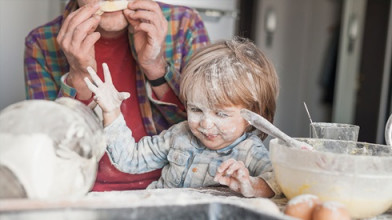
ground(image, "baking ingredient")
xmin=312 ymin=201 xmax=350 ymax=220
xmin=284 ymin=194 xmax=321 ymax=220
xmin=95 ymin=0 xmax=130 ymax=15
xmin=100 ymin=1 xmax=129 ymax=12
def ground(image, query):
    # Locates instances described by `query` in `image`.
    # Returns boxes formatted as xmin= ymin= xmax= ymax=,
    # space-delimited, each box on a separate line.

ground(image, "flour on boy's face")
xmin=186 ymin=96 xmax=248 ymax=150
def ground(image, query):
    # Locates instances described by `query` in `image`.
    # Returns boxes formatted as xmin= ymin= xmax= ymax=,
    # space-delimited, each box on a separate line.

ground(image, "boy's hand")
xmin=84 ymin=63 xmax=130 ymax=113
xmin=214 ymin=159 xmax=255 ymax=197
xmin=214 ymin=159 xmax=274 ymax=198
xmin=84 ymin=63 xmax=130 ymax=126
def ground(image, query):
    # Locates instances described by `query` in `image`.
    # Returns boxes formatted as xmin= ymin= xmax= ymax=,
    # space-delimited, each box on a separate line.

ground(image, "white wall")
xmin=0 ymin=0 xmax=61 ymax=111
xmin=159 ymin=0 xmax=239 ymax=43
xmin=254 ymin=0 xmax=341 ymax=138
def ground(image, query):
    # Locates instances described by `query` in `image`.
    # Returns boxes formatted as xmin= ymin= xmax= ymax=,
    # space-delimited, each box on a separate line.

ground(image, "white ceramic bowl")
xmin=270 ymin=138 xmax=392 ymax=218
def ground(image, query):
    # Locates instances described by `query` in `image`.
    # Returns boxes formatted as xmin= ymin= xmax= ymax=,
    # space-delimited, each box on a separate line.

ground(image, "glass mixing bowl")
xmin=270 ymin=138 xmax=392 ymax=218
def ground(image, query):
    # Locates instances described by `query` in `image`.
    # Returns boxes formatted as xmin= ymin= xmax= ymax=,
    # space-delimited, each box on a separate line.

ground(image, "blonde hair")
xmin=180 ymin=37 xmax=279 ymax=140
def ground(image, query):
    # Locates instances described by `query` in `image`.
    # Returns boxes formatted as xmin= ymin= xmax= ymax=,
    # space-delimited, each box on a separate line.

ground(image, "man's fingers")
xmin=84 ymin=77 xmax=98 ymax=93
xmin=102 ymin=63 xmax=113 ymax=84
xmin=126 ymin=0 xmax=167 ymax=32
xmin=71 ymin=15 xmax=101 ymax=47
xmin=124 ymin=10 xmax=140 ymax=27
xmin=67 ymin=3 xmax=101 ymax=35
xmin=133 ymin=23 xmax=157 ymax=39
xmin=128 ymin=0 xmax=161 ymax=13
xmin=57 ymin=9 xmax=78 ymax=42
xmin=126 ymin=9 xmax=166 ymax=36
xmin=81 ymin=32 xmax=101 ymax=52
xmin=128 ymin=10 xmax=156 ymax=25
xmin=58 ymin=3 xmax=100 ymax=44
xmin=86 ymin=66 xmax=103 ymax=86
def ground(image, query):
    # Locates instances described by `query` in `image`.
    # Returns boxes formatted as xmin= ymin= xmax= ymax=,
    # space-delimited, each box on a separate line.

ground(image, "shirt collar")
xmin=216 ymin=133 xmax=248 ymax=154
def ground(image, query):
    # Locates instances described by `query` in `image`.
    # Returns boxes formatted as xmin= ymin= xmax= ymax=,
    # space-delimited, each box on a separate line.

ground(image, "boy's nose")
xmin=200 ymin=117 xmax=214 ymax=129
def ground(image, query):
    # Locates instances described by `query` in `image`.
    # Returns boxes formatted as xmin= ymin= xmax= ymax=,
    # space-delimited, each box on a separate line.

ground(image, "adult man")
xmin=24 ymin=0 xmax=209 ymax=191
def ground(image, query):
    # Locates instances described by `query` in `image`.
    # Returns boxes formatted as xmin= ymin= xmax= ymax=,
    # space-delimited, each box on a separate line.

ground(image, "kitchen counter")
xmin=0 ymin=187 xmax=391 ymax=220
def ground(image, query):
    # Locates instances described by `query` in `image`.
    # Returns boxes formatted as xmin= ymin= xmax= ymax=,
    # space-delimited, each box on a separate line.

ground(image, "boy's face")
xmin=187 ymin=95 xmax=249 ymax=150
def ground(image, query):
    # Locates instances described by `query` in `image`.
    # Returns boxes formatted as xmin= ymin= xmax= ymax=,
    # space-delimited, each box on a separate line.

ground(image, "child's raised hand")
xmin=214 ymin=159 xmax=255 ymax=197
xmin=84 ymin=63 xmax=130 ymax=113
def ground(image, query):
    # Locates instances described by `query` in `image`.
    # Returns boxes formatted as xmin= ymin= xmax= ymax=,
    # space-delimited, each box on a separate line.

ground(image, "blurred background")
xmin=0 ymin=0 xmax=391 ymax=145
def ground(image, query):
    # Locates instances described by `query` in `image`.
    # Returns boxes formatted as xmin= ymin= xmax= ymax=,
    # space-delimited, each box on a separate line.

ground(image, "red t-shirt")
xmin=90 ymin=33 xmax=162 ymax=191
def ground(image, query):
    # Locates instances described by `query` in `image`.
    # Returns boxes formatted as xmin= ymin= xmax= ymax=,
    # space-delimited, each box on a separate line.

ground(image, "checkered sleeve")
xmin=24 ymin=1 xmax=78 ymax=100
xmin=164 ymin=7 xmax=210 ymax=96
xmin=24 ymin=38 xmax=60 ymax=100
xmin=148 ymin=5 xmax=210 ymax=125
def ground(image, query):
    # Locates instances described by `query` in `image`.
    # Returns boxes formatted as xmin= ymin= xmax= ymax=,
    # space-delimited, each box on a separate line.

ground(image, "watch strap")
xmin=148 ymin=75 xmax=167 ymax=87
xmin=148 ymin=64 xmax=169 ymax=87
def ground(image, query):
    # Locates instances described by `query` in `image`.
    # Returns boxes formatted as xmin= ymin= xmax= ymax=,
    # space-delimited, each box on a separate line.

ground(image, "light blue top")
xmin=105 ymin=114 xmax=281 ymax=196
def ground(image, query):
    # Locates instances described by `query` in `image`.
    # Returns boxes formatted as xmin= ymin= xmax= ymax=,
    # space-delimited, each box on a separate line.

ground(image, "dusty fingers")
xmin=84 ymin=64 xmax=130 ymax=113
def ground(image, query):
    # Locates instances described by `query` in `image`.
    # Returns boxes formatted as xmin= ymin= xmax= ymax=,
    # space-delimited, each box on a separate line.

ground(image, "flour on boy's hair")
xmin=180 ymin=38 xmax=279 ymax=140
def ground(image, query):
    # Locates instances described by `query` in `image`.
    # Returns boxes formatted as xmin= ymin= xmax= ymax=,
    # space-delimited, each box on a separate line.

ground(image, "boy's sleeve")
xmin=246 ymin=141 xmax=283 ymax=198
xmin=104 ymin=114 xmax=173 ymax=174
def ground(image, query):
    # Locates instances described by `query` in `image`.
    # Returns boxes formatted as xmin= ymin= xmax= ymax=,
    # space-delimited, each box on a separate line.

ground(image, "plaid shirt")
xmin=24 ymin=0 xmax=210 ymax=135
xmin=105 ymin=114 xmax=282 ymax=197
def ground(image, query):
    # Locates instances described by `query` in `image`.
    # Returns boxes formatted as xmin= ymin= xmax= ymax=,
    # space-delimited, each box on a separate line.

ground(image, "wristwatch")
xmin=148 ymin=75 xmax=166 ymax=87
xmin=148 ymin=64 xmax=169 ymax=87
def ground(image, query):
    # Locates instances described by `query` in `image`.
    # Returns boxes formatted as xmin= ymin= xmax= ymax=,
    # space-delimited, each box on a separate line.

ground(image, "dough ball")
xmin=99 ymin=1 xmax=129 ymax=12
xmin=284 ymin=194 xmax=321 ymax=220
xmin=312 ymin=201 xmax=351 ymax=220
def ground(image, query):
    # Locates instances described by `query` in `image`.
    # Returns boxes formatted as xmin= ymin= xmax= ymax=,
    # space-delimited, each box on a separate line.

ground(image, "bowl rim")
xmin=269 ymin=138 xmax=392 ymax=161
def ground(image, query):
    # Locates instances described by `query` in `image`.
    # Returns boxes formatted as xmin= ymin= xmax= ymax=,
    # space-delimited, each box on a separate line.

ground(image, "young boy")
xmin=84 ymin=38 xmax=281 ymax=198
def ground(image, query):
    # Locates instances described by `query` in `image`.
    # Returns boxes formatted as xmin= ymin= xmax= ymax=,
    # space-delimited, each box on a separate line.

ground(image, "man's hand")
xmin=84 ymin=63 xmax=130 ymax=126
xmin=214 ymin=159 xmax=274 ymax=198
xmin=124 ymin=0 xmax=168 ymax=81
xmin=57 ymin=3 xmax=101 ymax=100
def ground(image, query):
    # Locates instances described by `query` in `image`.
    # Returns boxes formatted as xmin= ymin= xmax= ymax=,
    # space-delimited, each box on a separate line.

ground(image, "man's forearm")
xmin=66 ymin=71 xmax=93 ymax=100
